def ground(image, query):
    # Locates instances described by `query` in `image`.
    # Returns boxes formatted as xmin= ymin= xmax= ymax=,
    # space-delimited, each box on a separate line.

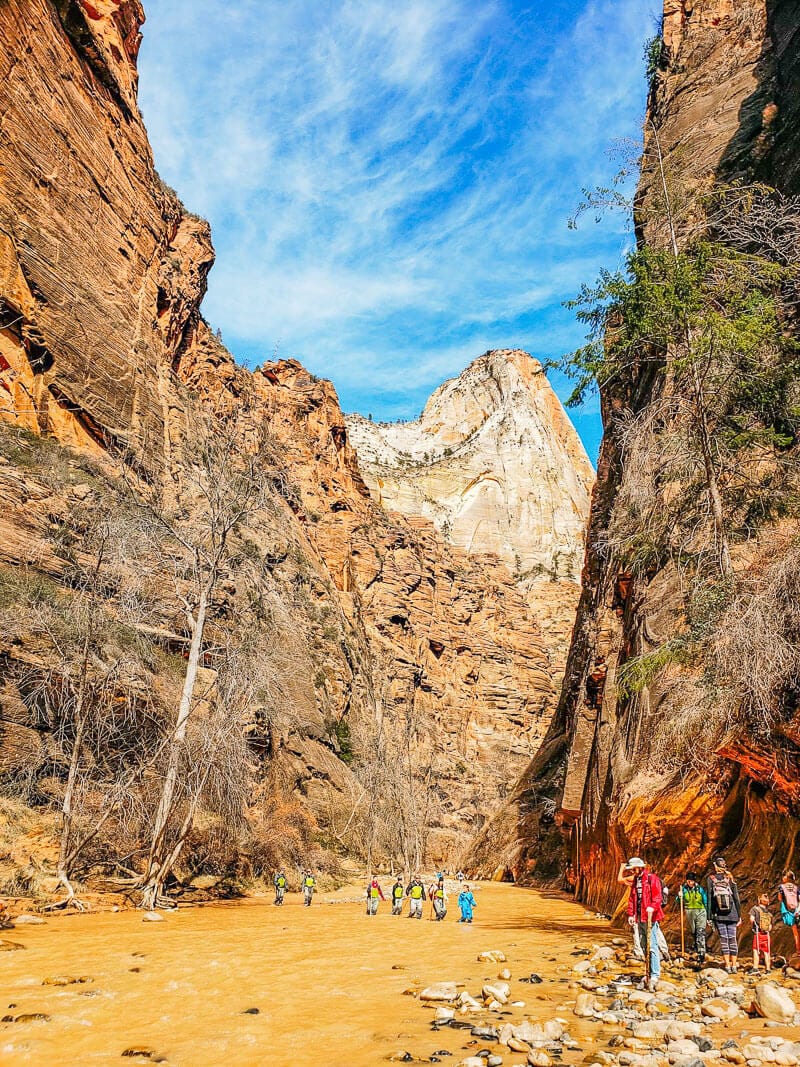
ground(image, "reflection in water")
xmin=1 ymin=882 xmax=608 ymax=1066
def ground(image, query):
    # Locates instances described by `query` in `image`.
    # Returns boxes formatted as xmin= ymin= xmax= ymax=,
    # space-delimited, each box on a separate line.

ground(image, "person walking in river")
xmin=302 ymin=869 xmax=316 ymax=907
xmin=406 ymin=874 xmax=425 ymax=919
xmin=708 ymin=856 xmax=741 ymax=973
xmin=779 ymin=871 xmax=800 ymax=957
xmin=273 ymin=869 xmax=287 ymax=906
xmin=429 ymin=877 xmax=447 ymax=921
xmin=748 ymin=893 xmax=773 ymax=974
xmin=677 ymin=872 xmax=708 ymax=964
xmin=625 ymin=856 xmax=664 ymax=991
xmin=458 ymin=884 xmax=476 ymax=923
xmin=391 ymin=877 xmax=405 ymax=915
xmin=366 ymin=878 xmax=385 ymax=915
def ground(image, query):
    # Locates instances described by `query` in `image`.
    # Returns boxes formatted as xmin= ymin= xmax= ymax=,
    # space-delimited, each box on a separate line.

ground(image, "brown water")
xmin=0 ymin=883 xmax=615 ymax=1067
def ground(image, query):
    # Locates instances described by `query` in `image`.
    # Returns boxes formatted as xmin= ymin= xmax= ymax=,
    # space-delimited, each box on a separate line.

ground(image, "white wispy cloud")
xmin=138 ymin=0 xmax=660 ymax=458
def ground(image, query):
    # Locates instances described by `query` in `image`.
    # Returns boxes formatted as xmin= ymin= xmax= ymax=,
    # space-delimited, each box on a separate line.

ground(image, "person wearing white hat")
xmin=624 ymin=856 xmax=665 ymax=991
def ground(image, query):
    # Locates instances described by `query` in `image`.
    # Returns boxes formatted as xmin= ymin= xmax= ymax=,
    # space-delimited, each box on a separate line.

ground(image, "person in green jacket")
xmin=302 ymin=870 xmax=316 ymax=907
xmin=677 ymin=871 xmax=708 ymax=963
xmin=365 ymin=878 xmax=385 ymax=915
xmin=406 ymin=875 xmax=425 ymax=919
xmin=273 ymin=870 xmax=287 ymax=906
xmin=391 ymin=877 xmax=405 ymax=915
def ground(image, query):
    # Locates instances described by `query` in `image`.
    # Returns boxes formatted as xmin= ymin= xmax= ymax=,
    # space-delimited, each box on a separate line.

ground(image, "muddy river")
xmin=0 ymin=882 xmax=640 ymax=1066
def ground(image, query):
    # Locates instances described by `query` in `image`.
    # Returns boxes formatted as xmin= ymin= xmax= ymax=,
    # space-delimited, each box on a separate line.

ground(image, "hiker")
xmin=391 ymin=877 xmax=405 ymax=915
xmin=458 ymin=884 xmax=477 ymax=923
xmin=366 ymin=878 xmax=385 ymax=916
xmin=677 ymin=872 xmax=708 ymax=963
xmin=302 ymin=869 xmax=316 ymax=907
xmin=429 ymin=877 xmax=447 ymax=921
xmin=456 ymin=870 xmax=465 ymax=883
xmin=625 ymin=856 xmax=664 ymax=991
xmin=749 ymin=893 xmax=773 ymax=974
xmin=707 ymin=856 xmax=742 ymax=973
xmin=406 ymin=874 xmax=425 ymax=919
xmin=778 ymin=871 xmax=800 ymax=955
xmin=273 ymin=869 xmax=287 ymax=906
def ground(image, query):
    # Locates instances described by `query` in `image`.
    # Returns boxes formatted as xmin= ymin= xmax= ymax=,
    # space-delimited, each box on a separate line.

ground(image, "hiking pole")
xmin=680 ymin=892 xmax=685 ymax=958
xmin=646 ymin=912 xmax=653 ymax=986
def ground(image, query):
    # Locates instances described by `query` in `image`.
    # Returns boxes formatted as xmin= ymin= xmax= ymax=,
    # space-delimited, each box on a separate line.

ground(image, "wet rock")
xmin=14 ymin=914 xmax=45 ymax=925
xmin=700 ymin=969 xmax=730 ymax=986
xmin=574 ymin=993 xmax=599 ymax=1018
xmin=2 ymin=1013 xmax=51 ymax=1023
xmin=753 ymin=985 xmax=797 ymax=1024
xmin=435 ymin=1007 xmax=455 ymax=1022
xmin=472 ymin=1027 xmax=499 ymax=1041
xmin=743 ymin=1046 xmax=775 ymax=1063
xmin=122 ymin=1050 xmax=156 ymax=1060
xmin=543 ymin=1021 xmax=565 ymax=1041
xmin=421 ymin=983 xmax=460 ymax=1002
xmin=478 ymin=952 xmax=507 ymax=964
xmin=528 ymin=1052 xmax=552 ymax=1067
xmin=43 ymin=975 xmax=92 ymax=986
xmin=701 ymin=998 xmax=741 ymax=1022
xmin=458 ymin=993 xmax=483 ymax=1013
xmin=241 ymin=1007 xmax=260 ymax=1015
xmin=0 ymin=940 xmax=25 ymax=951
xmin=665 ymin=1024 xmax=702 ymax=1042
xmin=460 ymin=1058 xmax=486 ymax=1067
xmin=574 ymin=961 xmax=594 ymax=975
xmin=142 ymin=912 xmax=164 ymax=923
xmin=483 ymin=983 xmax=511 ymax=1005
xmin=633 ymin=1020 xmax=671 ymax=1040
xmin=630 ymin=991 xmax=656 ymax=1006
xmin=488 ymin=1057 xmax=503 ymax=1066
xmin=668 ymin=1040 xmax=702 ymax=1057
xmin=509 ymin=1038 xmax=532 ymax=1053
xmin=715 ymin=985 xmax=747 ymax=1006
xmin=690 ymin=1037 xmax=714 ymax=1052
xmin=498 ymin=969 xmax=512 ymax=981
xmin=722 ymin=1050 xmax=746 ymax=1064
xmin=530 ymin=974 xmax=544 ymax=984
xmin=774 ymin=1050 xmax=799 ymax=1067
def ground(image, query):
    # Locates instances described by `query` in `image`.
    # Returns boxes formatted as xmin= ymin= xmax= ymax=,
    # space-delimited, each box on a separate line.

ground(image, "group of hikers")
xmin=272 ymin=869 xmax=317 ymax=907
xmin=618 ymin=854 xmax=800 ymax=991
xmin=365 ymin=874 xmax=477 ymax=922
xmin=271 ymin=869 xmax=477 ymax=922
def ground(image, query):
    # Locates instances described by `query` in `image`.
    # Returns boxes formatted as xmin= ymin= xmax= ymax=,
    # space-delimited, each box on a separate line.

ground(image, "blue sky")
xmin=138 ymin=0 xmax=661 ymax=462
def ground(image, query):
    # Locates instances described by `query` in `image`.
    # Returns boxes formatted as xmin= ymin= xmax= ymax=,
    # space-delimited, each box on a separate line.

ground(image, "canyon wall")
xmin=467 ymin=0 xmax=800 ymax=939
xmin=0 ymin=0 xmax=590 ymax=885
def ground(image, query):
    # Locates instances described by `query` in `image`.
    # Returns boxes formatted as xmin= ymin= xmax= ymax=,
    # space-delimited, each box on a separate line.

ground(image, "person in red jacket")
xmin=625 ymin=856 xmax=664 ymax=990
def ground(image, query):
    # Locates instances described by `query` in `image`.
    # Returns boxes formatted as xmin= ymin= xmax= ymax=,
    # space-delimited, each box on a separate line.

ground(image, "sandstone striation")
xmin=0 ymin=0 xmax=591 ymax=883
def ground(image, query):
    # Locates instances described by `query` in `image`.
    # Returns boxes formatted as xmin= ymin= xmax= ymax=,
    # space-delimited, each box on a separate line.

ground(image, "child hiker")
xmin=749 ymin=893 xmax=773 ymax=974
xmin=458 ymin=884 xmax=476 ymax=923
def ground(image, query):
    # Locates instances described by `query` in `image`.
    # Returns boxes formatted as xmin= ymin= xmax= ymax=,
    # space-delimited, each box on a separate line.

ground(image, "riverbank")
xmin=3 ymin=882 xmax=800 ymax=1066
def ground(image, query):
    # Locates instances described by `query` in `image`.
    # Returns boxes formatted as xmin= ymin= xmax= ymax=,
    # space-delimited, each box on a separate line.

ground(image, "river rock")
xmin=715 ymin=985 xmax=747 ymax=1006
xmin=753 ymin=985 xmax=797 ymax=1024
xmin=3 ymin=1013 xmax=51 ymax=1023
xmin=669 ymin=1040 xmax=703 ymax=1057
xmin=701 ymin=998 xmax=741 ymax=1022
xmin=498 ymin=968 xmax=512 ymax=980
xmin=543 ymin=1021 xmax=565 ymax=1041
xmin=472 ymin=1026 xmax=499 ymax=1040
xmin=15 ymin=914 xmax=45 ymax=925
xmin=479 ymin=951 xmax=507 ymax=964
xmin=436 ymin=1007 xmax=455 ymax=1021
xmin=458 ymin=992 xmax=483 ymax=1013
xmin=775 ymin=1047 xmax=800 ymax=1066
xmin=665 ymin=1023 xmax=703 ymax=1042
xmin=142 ymin=912 xmax=164 ymax=923
xmin=630 ymin=990 xmax=656 ymax=1005
xmin=743 ymin=1046 xmax=775 ymax=1063
xmin=488 ymin=1057 xmax=503 ymax=1067
xmin=0 ymin=939 xmax=25 ymax=951
xmin=43 ymin=975 xmax=92 ymax=986
xmin=574 ymin=961 xmax=594 ymax=974
xmin=421 ymin=983 xmax=460 ymax=1002
xmin=722 ymin=1050 xmax=745 ymax=1064
xmin=700 ymin=969 xmax=730 ymax=986
xmin=510 ymin=1038 xmax=532 ymax=1053
xmin=483 ymin=982 xmax=510 ymax=1004
xmin=634 ymin=1020 xmax=672 ymax=1040
xmin=460 ymin=1059 xmax=486 ymax=1067
xmin=574 ymin=993 xmax=599 ymax=1018
xmin=528 ymin=1052 xmax=552 ymax=1067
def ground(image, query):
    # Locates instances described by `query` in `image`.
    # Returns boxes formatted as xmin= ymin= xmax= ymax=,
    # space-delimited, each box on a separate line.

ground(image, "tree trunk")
xmin=140 ymin=582 xmax=209 ymax=907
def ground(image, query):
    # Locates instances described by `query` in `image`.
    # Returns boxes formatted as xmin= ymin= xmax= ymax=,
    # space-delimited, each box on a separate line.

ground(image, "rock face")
xmin=465 ymin=0 xmax=800 ymax=896
xmin=346 ymin=350 xmax=594 ymax=584
xmin=0 ymin=0 xmax=587 ymax=876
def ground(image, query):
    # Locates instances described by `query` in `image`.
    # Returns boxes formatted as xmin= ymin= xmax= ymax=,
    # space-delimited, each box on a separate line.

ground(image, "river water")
xmin=1 ymin=882 xmax=614 ymax=1066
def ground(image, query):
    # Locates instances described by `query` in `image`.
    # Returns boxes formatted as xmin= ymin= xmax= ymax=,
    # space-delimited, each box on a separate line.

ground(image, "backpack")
xmin=711 ymin=876 xmax=733 ymax=914
xmin=759 ymin=908 xmax=773 ymax=933
xmin=782 ymin=883 xmax=799 ymax=912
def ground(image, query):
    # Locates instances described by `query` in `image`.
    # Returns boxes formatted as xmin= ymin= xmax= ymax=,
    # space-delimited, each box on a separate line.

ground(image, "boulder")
xmin=528 ymin=1053 xmax=551 ymax=1067
xmin=701 ymin=999 xmax=741 ymax=1022
xmin=421 ymin=982 xmax=459 ymax=1002
xmin=699 ymin=969 xmax=730 ymax=986
xmin=753 ymin=984 xmax=797 ymax=1024
xmin=483 ymin=982 xmax=511 ymax=1004
xmin=574 ymin=993 xmax=599 ymax=1018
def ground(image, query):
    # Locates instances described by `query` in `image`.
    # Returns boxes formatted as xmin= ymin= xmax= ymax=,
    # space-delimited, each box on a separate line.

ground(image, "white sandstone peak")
xmin=346 ymin=349 xmax=595 ymax=583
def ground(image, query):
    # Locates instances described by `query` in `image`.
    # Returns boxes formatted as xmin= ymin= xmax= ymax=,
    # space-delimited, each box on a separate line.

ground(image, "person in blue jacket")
xmin=458 ymin=885 xmax=476 ymax=924
xmin=677 ymin=871 xmax=708 ymax=963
